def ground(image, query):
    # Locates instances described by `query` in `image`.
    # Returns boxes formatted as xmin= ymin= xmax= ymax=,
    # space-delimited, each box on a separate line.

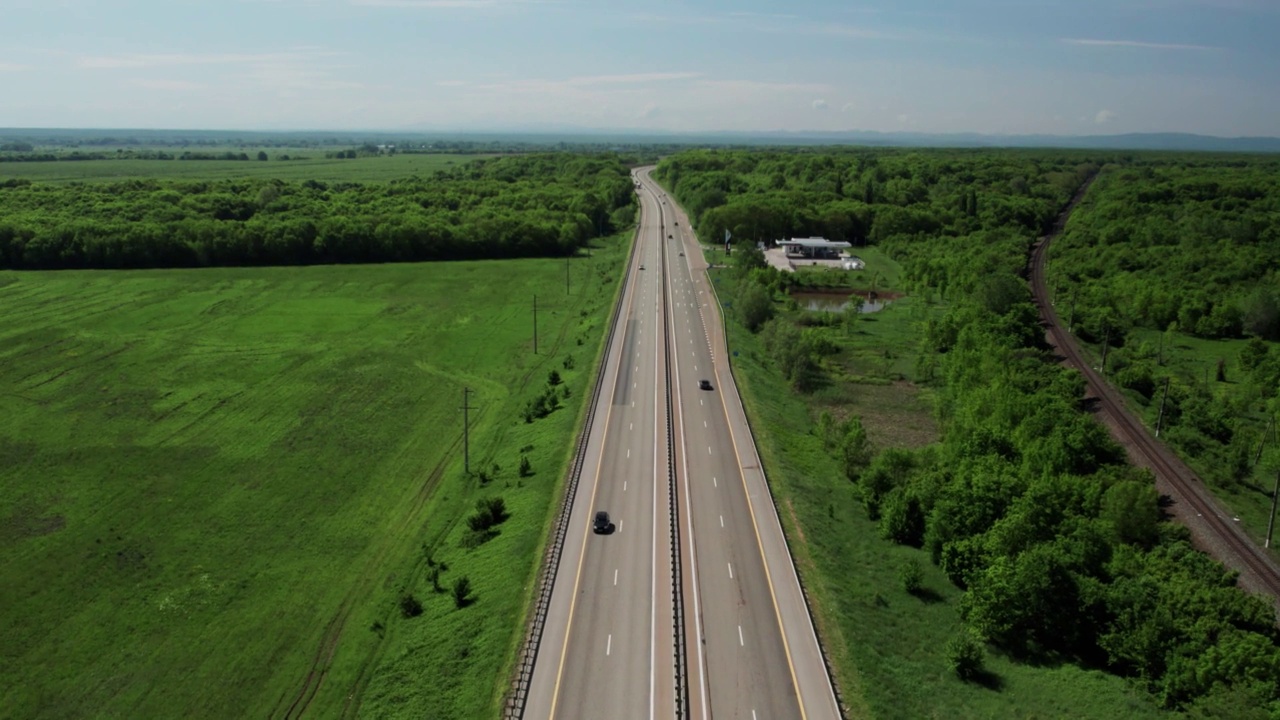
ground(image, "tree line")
xmin=678 ymin=149 xmax=1280 ymax=716
xmin=0 ymin=153 xmax=637 ymax=269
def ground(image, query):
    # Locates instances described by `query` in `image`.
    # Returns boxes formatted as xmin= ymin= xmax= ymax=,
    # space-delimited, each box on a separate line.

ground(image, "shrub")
xmin=899 ymin=558 xmax=924 ymax=595
xmin=946 ymin=628 xmax=986 ymax=681
xmin=452 ymin=576 xmax=473 ymax=608
xmin=519 ymin=454 xmax=533 ymax=477
xmin=399 ymin=593 xmax=424 ymax=618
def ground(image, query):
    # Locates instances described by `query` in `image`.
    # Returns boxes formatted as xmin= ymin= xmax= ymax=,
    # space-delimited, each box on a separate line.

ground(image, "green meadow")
xmin=0 ymin=153 xmax=484 ymax=183
xmin=0 ymin=237 xmax=626 ymax=719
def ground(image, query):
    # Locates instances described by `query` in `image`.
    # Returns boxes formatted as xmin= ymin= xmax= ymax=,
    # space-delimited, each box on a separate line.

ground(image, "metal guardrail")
xmin=503 ymin=222 xmax=640 ymax=718
xmin=659 ymin=194 xmax=691 ymax=720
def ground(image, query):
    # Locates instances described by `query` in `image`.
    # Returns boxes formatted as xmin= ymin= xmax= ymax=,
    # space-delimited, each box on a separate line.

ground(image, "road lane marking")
xmin=739 ymin=626 xmax=744 ymax=646
xmin=627 ymin=448 xmax=630 ymax=458
xmin=728 ymin=562 xmax=734 ymax=579
xmin=614 ymin=569 xmax=618 ymax=586
xmin=720 ymin=515 xmax=724 ymax=527
xmin=713 ymin=476 xmax=717 ymax=488
xmin=704 ymin=421 xmax=707 ymax=428
xmin=548 ymin=232 xmax=638 ymax=719
xmin=624 ymin=481 xmax=627 ymax=492
xmin=700 ymin=399 xmax=703 ymax=406
xmin=630 ymin=423 xmax=633 ymax=430
xmin=708 ymin=446 xmax=712 ymax=455
xmin=607 ymin=634 xmax=612 ymax=656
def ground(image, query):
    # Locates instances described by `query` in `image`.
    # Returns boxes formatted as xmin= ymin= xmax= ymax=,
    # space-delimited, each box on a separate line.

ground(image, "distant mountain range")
xmin=3 ymin=127 xmax=1279 ymax=153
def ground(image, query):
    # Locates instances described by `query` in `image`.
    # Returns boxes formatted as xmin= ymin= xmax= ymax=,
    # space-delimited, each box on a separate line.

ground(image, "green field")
xmin=0 ymin=238 xmax=626 ymax=718
xmin=708 ymin=270 xmax=1167 ymax=719
xmin=0 ymin=153 xmax=485 ymax=183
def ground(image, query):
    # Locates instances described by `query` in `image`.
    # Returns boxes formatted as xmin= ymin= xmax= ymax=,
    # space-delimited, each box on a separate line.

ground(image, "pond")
xmin=789 ymin=289 xmax=900 ymax=314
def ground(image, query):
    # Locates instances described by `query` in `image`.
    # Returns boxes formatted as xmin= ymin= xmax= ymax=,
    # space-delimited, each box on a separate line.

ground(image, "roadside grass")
xmin=708 ymin=269 xmax=1167 ymax=718
xmin=0 ymin=236 xmax=626 ymax=719
xmin=1076 ymin=327 xmax=1280 ymax=561
xmin=787 ymin=245 xmax=903 ymax=292
xmin=0 ymin=153 xmax=485 ymax=183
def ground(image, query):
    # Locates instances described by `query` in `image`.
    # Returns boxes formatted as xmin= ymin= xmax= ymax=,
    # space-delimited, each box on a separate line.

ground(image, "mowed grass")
xmin=0 ymin=153 xmax=487 ymax=183
xmin=0 ymin=238 xmax=626 ymax=719
xmin=707 ymin=271 xmax=1166 ymax=718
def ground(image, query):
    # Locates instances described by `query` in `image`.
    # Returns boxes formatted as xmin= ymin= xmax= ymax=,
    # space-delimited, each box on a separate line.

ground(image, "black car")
xmin=698 ymin=379 xmax=713 ymax=391
xmin=593 ymin=511 xmax=613 ymax=534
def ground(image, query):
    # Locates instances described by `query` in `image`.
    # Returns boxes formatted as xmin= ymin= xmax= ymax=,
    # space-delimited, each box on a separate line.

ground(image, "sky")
xmin=1 ymin=0 xmax=1278 ymax=136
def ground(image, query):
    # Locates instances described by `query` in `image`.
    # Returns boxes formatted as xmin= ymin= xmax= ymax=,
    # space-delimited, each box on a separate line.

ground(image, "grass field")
xmin=707 ymin=269 xmax=1168 ymax=719
xmin=0 ymin=153 xmax=486 ymax=183
xmin=0 ymin=237 xmax=627 ymax=719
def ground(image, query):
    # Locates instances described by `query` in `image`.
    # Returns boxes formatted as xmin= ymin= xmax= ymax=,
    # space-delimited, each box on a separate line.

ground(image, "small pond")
xmin=789 ymin=290 xmax=900 ymax=314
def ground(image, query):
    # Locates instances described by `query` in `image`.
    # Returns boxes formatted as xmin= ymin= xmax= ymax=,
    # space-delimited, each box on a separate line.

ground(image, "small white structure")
xmin=776 ymin=237 xmax=853 ymax=260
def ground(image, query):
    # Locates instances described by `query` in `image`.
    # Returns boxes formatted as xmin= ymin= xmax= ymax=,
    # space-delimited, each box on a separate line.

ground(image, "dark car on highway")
xmin=593 ymin=511 xmax=613 ymax=534
xmin=698 ymin=379 xmax=713 ymax=391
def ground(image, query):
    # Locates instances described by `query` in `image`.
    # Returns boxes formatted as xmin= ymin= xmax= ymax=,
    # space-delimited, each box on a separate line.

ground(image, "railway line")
xmin=1030 ymin=175 xmax=1280 ymax=601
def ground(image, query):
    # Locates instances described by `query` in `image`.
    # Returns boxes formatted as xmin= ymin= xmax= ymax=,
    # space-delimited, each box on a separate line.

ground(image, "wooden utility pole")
xmin=461 ymin=387 xmax=473 ymax=474
xmin=1155 ymin=377 xmax=1171 ymax=438
xmin=1100 ymin=325 xmax=1110 ymax=375
xmin=1258 ymin=414 xmax=1277 ymax=466
xmin=533 ymin=295 xmax=539 ymax=355
xmin=1266 ymin=468 xmax=1280 ymax=549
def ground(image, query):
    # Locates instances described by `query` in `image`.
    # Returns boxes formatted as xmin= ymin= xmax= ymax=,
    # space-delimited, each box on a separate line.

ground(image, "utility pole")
xmin=1267 ymin=468 xmax=1280 ymax=549
xmin=1100 ymin=325 xmax=1110 ymax=375
xmin=461 ymin=387 xmax=473 ymax=475
xmin=1258 ymin=414 xmax=1277 ymax=466
xmin=533 ymin=294 xmax=539 ymax=355
xmin=1155 ymin=377 xmax=1171 ymax=438
xmin=566 ymin=255 xmax=570 ymax=295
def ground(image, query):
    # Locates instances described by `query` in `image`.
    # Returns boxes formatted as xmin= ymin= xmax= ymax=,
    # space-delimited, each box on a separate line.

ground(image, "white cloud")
xmin=1063 ymin=37 xmax=1219 ymax=51
xmin=566 ymin=72 xmax=699 ymax=86
xmin=1095 ymin=109 xmax=1117 ymax=124
xmin=436 ymin=80 xmax=468 ymax=87
xmin=0 ymin=62 xmax=28 ymax=72
xmin=841 ymin=102 xmax=855 ymax=113
xmin=812 ymin=99 xmax=828 ymax=111
xmin=641 ymin=103 xmax=661 ymax=119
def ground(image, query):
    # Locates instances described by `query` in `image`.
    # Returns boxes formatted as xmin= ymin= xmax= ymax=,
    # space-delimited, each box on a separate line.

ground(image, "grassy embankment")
xmin=0 ymin=235 xmax=626 ymax=719
xmin=707 ymin=258 xmax=1166 ymax=718
xmin=0 ymin=152 xmax=485 ymax=183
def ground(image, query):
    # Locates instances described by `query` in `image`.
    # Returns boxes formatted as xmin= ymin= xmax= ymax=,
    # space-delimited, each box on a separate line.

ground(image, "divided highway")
xmin=520 ymin=168 xmax=840 ymax=719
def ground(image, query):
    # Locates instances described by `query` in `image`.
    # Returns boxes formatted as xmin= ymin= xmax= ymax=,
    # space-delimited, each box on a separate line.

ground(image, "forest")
xmin=0 ymin=153 xmax=636 ymax=269
xmin=657 ymin=148 xmax=1280 ymax=716
xmin=1045 ymin=162 xmax=1280 ymax=522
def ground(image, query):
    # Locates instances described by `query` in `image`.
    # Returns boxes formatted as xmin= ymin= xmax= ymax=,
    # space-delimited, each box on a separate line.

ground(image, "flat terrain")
xmin=0 ymin=153 xmax=485 ymax=183
xmin=711 ymin=275 xmax=1167 ymax=718
xmin=0 ymin=242 xmax=624 ymax=719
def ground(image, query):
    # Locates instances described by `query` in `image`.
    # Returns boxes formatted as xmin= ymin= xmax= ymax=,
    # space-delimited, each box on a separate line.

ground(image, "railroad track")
xmin=1029 ymin=174 xmax=1280 ymax=601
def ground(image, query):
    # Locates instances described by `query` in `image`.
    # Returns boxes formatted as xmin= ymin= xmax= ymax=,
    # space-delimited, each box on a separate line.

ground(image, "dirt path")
xmin=1029 ymin=172 xmax=1280 ymax=605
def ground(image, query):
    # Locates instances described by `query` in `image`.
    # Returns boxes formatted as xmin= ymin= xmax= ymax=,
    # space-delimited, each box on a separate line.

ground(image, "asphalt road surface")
xmin=523 ymin=168 xmax=839 ymax=720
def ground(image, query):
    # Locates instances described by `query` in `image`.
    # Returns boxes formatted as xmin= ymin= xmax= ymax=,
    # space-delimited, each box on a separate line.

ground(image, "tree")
xmin=1101 ymin=479 xmax=1160 ymax=548
xmin=452 ymin=576 xmax=473 ymax=608
xmin=899 ymin=558 xmax=924 ymax=594
xmin=256 ymin=151 xmax=269 ymax=161
xmin=737 ymin=283 xmax=774 ymax=332
xmin=399 ymin=592 xmax=423 ymax=618
xmin=839 ymin=417 xmax=873 ymax=482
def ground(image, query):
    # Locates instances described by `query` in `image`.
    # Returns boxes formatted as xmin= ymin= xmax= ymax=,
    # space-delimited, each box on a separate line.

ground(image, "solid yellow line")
xmin=709 ymin=262 xmax=808 ymax=717
xmin=547 ymin=179 xmax=650 ymax=718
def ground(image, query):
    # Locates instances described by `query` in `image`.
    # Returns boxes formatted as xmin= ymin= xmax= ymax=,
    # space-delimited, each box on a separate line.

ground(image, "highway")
xmin=522 ymin=167 xmax=839 ymax=719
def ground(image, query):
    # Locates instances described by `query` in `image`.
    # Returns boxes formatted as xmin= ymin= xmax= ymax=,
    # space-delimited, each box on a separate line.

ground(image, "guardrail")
xmin=502 ymin=219 xmax=640 ymax=718
xmin=660 ymin=193 xmax=692 ymax=720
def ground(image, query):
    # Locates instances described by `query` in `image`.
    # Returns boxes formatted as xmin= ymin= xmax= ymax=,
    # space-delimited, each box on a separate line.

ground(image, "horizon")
xmin=3 ymin=0 xmax=1279 ymax=136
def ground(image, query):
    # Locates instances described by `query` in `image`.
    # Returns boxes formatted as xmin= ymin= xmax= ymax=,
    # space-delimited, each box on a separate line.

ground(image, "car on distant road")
xmin=593 ymin=511 xmax=613 ymax=534
xmin=698 ymin=379 xmax=713 ymax=391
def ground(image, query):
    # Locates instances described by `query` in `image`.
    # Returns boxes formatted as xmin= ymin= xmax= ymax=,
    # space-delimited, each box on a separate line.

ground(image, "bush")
xmin=519 ymin=454 xmax=533 ymax=477
xmin=452 ymin=576 xmax=473 ymax=608
xmin=899 ymin=558 xmax=924 ymax=594
xmin=399 ymin=593 xmax=424 ymax=618
xmin=945 ymin=628 xmax=986 ymax=681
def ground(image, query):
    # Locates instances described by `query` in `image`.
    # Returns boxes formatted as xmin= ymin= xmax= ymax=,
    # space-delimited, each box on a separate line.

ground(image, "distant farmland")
xmin=0 ymin=242 xmax=626 ymax=718
xmin=0 ymin=152 xmax=487 ymax=183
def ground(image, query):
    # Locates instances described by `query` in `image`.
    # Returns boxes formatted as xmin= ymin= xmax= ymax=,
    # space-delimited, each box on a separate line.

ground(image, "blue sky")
xmin=1 ymin=0 xmax=1277 ymax=135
